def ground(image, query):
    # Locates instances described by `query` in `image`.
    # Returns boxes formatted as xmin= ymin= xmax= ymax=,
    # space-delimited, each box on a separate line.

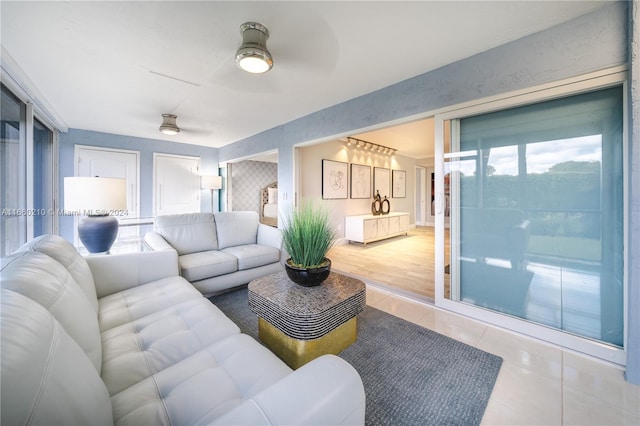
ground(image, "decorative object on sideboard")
xmin=371 ymin=190 xmax=382 ymax=215
xmin=371 ymin=190 xmax=391 ymax=216
xmin=159 ymin=113 xmax=180 ymax=135
xmin=236 ymin=22 xmax=273 ymax=74
xmin=64 ymin=176 xmax=127 ymax=253
xmin=381 ymin=195 xmax=390 ymax=215
xmin=281 ymin=201 xmax=337 ymax=286
xmin=201 ymin=175 xmax=223 ymax=213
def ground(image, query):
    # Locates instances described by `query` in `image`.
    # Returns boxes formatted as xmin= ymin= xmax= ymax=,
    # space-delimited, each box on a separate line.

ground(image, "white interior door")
xmin=154 ymin=153 xmax=200 ymax=215
xmin=75 ymin=146 xmax=140 ymax=242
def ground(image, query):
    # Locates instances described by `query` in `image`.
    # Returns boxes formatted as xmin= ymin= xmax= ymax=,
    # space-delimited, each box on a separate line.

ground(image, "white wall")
xmin=299 ymin=139 xmax=416 ymax=238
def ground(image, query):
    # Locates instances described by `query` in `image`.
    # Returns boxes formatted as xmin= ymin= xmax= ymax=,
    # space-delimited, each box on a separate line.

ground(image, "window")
xmin=1 ymin=84 xmax=25 ymax=256
xmin=0 ymin=84 xmax=57 ymax=256
xmin=447 ymin=86 xmax=624 ymax=347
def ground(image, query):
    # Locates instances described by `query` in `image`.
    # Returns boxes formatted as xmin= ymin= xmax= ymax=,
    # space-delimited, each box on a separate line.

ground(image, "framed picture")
xmin=322 ymin=159 xmax=348 ymax=199
xmin=392 ymin=169 xmax=406 ymax=198
xmin=350 ymin=164 xmax=371 ymax=199
xmin=373 ymin=167 xmax=390 ymax=199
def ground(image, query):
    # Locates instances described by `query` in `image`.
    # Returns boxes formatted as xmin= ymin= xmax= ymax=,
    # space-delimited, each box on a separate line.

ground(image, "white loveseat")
xmin=144 ymin=211 xmax=283 ymax=296
xmin=0 ymin=234 xmax=365 ymax=425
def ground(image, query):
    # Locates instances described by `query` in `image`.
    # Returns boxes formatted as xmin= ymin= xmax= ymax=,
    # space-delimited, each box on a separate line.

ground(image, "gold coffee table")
xmin=248 ymin=271 xmax=366 ymax=369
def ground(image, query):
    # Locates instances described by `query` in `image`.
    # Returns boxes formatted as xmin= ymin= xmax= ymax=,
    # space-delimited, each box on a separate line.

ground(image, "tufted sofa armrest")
xmin=144 ymin=230 xmax=176 ymax=251
xmin=206 ymin=354 xmax=366 ymax=425
xmin=86 ymin=250 xmax=179 ymax=298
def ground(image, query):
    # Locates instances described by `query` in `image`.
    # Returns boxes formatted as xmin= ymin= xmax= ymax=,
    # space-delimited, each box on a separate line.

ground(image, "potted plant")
xmin=281 ymin=201 xmax=337 ymax=286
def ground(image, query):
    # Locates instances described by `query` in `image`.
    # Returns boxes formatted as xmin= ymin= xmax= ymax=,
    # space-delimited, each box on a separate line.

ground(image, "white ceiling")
xmin=1 ymin=1 xmax=607 ymax=159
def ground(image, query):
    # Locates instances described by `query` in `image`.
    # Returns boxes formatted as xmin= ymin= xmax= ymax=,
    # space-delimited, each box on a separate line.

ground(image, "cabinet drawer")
xmin=363 ymin=219 xmax=378 ymax=240
xmin=389 ymin=216 xmax=400 ymax=234
xmin=377 ymin=217 xmax=389 ymax=237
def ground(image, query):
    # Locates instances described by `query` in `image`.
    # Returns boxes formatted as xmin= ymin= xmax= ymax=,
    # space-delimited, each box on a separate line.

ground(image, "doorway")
xmin=295 ymin=120 xmax=438 ymax=301
xmin=221 ymin=150 xmax=278 ymax=220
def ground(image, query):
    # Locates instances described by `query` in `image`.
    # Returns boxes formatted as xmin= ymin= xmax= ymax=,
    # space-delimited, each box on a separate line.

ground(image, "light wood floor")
xmin=328 ymin=226 xmax=449 ymax=299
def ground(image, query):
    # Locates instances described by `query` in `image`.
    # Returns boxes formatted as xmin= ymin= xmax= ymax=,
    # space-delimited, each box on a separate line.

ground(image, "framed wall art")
xmin=373 ymin=167 xmax=390 ymax=199
xmin=350 ymin=164 xmax=371 ymax=199
xmin=392 ymin=169 xmax=406 ymax=198
xmin=322 ymin=159 xmax=348 ymax=199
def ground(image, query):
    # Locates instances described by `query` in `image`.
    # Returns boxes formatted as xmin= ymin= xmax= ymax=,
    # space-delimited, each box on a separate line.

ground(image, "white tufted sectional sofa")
xmin=0 ymin=234 xmax=365 ymax=425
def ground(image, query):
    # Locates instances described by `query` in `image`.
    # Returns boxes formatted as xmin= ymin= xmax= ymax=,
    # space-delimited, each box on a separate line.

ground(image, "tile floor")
xmin=365 ymin=284 xmax=640 ymax=425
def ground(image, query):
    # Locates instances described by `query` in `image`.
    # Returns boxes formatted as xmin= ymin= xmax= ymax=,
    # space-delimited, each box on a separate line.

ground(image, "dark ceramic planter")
xmin=285 ymin=258 xmax=331 ymax=287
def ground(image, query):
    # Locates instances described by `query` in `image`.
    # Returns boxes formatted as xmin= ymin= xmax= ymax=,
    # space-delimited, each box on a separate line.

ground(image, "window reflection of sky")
xmin=449 ymin=135 xmax=602 ymax=176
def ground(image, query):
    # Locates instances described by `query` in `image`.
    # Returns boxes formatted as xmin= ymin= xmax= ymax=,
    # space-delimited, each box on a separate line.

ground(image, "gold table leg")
xmin=258 ymin=317 xmax=357 ymax=369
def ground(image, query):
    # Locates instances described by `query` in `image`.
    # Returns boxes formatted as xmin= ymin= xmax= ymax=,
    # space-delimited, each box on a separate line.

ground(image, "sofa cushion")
xmin=1 ymin=289 xmax=113 ymax=426
xmin=0 ymin=251 xmax=103 ymax=373
xmin=179 ymin=250 xmax=238 ymax=281
xmin=155 ymin=213 xmax=218 ymax=255
xmin=98 ymin=276 xmax=204 ymax=331
xmin=110 ymin=334 xmax=291 ymax=426
xmin=16 ymin=234 xmax=99 ymax=312
xmin=101 ymin=298 xmax=240 ymax=396
xmin=221 ymin=244 xmax=281 ymax=271
xmin=214 ymin=211 xmax=259 ymax=250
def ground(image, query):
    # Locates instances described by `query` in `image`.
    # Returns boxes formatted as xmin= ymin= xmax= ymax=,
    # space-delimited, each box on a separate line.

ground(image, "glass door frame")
xmin=434 ymin=66 xmax=628 ymax=366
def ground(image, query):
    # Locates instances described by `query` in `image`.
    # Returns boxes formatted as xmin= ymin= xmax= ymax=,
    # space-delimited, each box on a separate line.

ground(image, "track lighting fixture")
xmin=346 ymin=137 xmax=396 ymax=156
xmin=159 ymin=114 xmax=180 ymax=135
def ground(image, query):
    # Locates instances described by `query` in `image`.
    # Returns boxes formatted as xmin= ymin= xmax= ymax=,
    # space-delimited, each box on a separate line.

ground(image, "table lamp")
xmin=64 ymin=177 xmax=127 ymax=253
xmin=201 ymin=175 xmax=222 ymax=213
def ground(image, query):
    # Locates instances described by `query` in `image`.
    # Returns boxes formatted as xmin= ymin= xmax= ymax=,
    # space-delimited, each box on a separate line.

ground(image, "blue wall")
xmin=58 ymin=129 xmax=219 ymax=241
xmin=219 ymin=2 xmax=639 ymax=383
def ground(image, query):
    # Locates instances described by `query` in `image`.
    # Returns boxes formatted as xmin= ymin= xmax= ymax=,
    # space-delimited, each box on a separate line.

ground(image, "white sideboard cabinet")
xmin=345 ymin=212 xmax=409 ymax=244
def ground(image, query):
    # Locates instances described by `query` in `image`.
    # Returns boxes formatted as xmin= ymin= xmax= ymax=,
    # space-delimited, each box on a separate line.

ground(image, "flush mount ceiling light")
xmin=159 ymin=114 xmax=180 ymax=135
xmin=235 ymin=22 xmax=273 ymax=74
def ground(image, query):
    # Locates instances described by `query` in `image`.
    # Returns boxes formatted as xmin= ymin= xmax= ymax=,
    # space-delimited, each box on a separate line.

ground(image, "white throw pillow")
xmin=268 ymin=187 xmax=278 ymax=204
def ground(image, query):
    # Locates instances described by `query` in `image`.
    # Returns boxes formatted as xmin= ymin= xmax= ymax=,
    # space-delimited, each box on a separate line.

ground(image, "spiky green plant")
xmin=281 ymin=201 xmax=337 ymax=268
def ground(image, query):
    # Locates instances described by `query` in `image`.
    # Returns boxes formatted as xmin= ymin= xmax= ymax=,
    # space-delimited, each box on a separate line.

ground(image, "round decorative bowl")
xmin=285 ymin=258 xmax=331 ymax=287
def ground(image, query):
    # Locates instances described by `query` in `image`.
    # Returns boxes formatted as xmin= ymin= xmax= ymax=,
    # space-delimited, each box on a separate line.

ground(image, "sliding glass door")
xmin=1 ymin=84 xmax=57 ymax=256
xmin=436 ymin=82 xmax=625 ymax=356
xmin=1 ymin=84 xmax=26 ymax=256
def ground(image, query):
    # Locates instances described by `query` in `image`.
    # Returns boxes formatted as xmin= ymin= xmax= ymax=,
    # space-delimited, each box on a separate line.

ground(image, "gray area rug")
xmin=210 ymin=288 xmax=502 ymax=426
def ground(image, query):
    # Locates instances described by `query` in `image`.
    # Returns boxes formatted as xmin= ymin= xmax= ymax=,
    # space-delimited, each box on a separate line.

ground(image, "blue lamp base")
xmin=78 ymin=215 xmax=119 ymax=253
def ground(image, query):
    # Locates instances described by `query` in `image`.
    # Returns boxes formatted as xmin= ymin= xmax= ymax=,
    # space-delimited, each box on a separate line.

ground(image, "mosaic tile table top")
xmin=248 ymin=271 xmax=366 ymax=340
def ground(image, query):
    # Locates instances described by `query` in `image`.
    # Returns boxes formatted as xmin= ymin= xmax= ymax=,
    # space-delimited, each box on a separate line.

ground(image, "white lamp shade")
xmin=64 ymin=177 xmax=127 ymax=215
xmin=201 ymin=175 xmax=222 ymax=190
